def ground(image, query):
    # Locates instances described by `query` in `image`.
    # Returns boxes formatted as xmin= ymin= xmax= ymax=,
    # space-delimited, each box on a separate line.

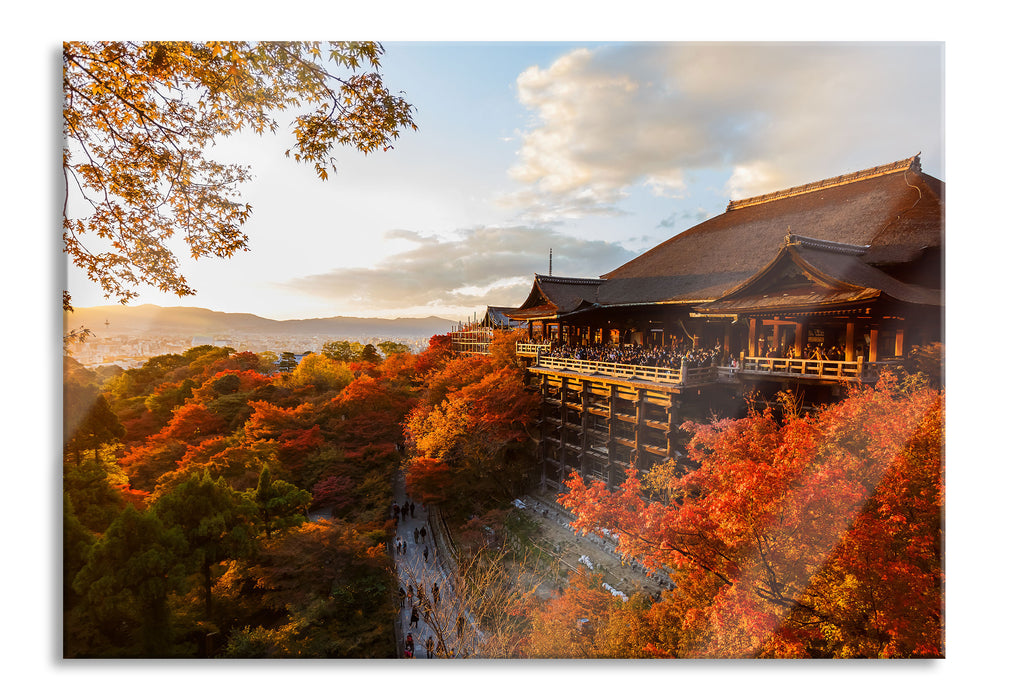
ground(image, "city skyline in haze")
xmin=64 ymin=41 xmax=944 ymax=323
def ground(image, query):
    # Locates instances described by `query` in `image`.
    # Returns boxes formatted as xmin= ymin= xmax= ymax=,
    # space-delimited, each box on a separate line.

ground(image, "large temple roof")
xmin=505 ymin=154 xmax=943 ymax=322
xmin=598 ymin=154 xmax=943 ymax=306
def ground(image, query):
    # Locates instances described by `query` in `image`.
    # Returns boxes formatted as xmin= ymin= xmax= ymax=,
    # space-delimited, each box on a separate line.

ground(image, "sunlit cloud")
xmin=506 ymin=43 xmax=943 ymax=220
xmin=282 ymin=225 xmax=637 ymax=315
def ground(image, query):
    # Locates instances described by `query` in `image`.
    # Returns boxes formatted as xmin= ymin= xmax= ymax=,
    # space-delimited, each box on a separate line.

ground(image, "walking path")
xmin=390 ymin=482 xmax=477 ymax=659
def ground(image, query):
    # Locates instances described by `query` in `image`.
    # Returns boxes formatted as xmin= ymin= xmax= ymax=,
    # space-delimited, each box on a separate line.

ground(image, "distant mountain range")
xmin=66 ymin=304 xmax=456 ymax=338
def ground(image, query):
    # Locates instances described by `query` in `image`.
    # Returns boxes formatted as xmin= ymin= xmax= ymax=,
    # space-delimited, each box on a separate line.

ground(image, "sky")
xmin=63 ymin=40 xmax=945 ymax=323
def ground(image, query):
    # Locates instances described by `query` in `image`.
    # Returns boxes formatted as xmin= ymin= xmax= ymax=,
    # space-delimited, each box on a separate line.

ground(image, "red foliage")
xmin=119 ymin=438 xmax=188 ymax=492
xmin=114 ymin=483 xmax=151 ymax=510
xmin=404 ymin=457 xmax=453 ymax=506
xmin=559 ymin=375 xmax=944 ymax=658
xmin=411 ymin=334 xmax=453 ymax=377
xmin=276 ymin=424 xmax=324 ymax=472
xmin=311 ymin=474 xmax=356 ymax=512
xmin=160 ymin=403 xmax=226 ymax=441
xmin=190 ymin=369 xmax=272 ymax=403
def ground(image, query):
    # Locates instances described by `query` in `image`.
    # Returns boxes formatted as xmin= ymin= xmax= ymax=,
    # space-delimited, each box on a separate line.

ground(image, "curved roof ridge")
xmin=726 ymin=153 xmax=922 ymax=212
xmin=787 ymin=233 xmax=870 ymax=255
xmin=534 ymin=274 xmax=603 ymax=285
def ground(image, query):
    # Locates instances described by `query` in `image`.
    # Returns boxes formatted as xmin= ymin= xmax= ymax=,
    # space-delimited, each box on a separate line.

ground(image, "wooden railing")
xmin=450 ymin=330 xmax=494 ymax=355
xmin=533 ymin=355 xmax=718 ymax=386
xmin=738 ymin=355 xmax=901 ymax=381
xmin=528 ymin=349 xmax=900 ymax=385
xmin=516 ymin=342 xmax=551 ymax=357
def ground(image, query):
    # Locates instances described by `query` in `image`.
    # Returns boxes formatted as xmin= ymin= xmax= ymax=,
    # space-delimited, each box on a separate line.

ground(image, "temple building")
xmin=454 ymin=154 xmax=944 ymax=489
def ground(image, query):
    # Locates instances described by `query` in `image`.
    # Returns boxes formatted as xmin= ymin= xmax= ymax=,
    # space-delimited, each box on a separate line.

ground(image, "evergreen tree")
xmin=72 ymin=506 xmax=187 ymax=657
xmin=252 ymin=465 xmax=312 ymax=539
xmin=153 ymin=471 xmax=258 ymax=619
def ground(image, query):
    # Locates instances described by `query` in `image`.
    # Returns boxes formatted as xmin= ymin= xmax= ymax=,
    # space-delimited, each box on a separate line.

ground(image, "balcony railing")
xmin=526 ymin=347 xmax=901 ymax=386
xmin=516 ymin=342 xmax=551 ymax=357
xmin=738 ymin=355 xmax=901 ymax=381
xmin=532 ymin=355 xmax=718 ymax=386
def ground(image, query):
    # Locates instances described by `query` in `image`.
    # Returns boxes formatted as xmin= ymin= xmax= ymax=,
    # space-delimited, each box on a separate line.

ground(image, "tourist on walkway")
xmin=410 ymin=606 xmax=419 ymax=629
xmin=425 ymin=636 xmax=434 ymax=659
xmin=423 ymin=545 xmax=429 ymax=563
xmin=432 ymin=582 xmax=440 ymax=605
xmin=420 ymin=525 xmax=427 ymax=543
xmin=410 ymin=502 xmax=416 ymax=518
xmin=413 ymin=527 xmax=419 ymax=544
xmin=405 ymin=633 xmax=415 ymax=658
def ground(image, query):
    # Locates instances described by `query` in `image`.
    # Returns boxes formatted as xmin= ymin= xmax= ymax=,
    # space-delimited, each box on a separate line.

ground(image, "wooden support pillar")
xmin=895 ymin=328 xmax=905 ymax=357
xmin=772 ymin=317 xmax=781 ymax=353
xmin=869 ymin=328 xmax=879 ymax=363
xmin=794 ymin=320 xmax=806 ymax=357
xmin=537 ymin=375 xmax=548 ymax=483
xmin=558 ymin=376 xmax=568 ymax=474
xmin=748 ymin=318 xmax=758 ymax=356
xmin=845 ymin=322 xmax=856 ymax=362
xmin=607 ymin=385 xmax=617 ymax=488
xmin=580 ymin=382 xmax=590 ymax=478
xmin=666 ymin=399 xmax=679 ymax=459
xmin=634 ymin=389 xmax=644 ymax=470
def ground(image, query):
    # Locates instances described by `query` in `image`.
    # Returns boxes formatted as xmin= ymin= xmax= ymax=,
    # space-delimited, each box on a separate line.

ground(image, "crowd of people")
xmin=756 ymin=340 xmax=849 ymax=361
xmin=537 ymin=339 xmax=854 ymax=371
xmin=540 ymin=341 xmax=726 ymax=370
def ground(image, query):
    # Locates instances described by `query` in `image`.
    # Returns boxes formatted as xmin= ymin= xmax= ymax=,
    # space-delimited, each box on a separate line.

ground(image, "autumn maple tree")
xmin=557 ymin=375 xmax=944 ymax=658
xmin=63 ymin=41 xmax=416 ymax=308
xmin=404 ymin=343 xmax=538 ymax=515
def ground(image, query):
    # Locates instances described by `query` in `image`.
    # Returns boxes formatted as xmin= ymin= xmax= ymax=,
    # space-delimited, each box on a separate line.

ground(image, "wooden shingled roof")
xmin=597 ymin=154 xmax=943 ymax=307
xmin=481 ymin=306 xmax=525 ymax=328
xmin=695 ymin=234 xmax=943 ymax=315
xmin=506 ymin=274 xmax=604 ymax=321
xmin=503 ymin=155 xmax=943 ymax=322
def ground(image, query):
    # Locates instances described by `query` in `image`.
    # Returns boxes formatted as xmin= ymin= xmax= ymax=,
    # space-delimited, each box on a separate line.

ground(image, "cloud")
xmin=282 ymin=225 xmax=637 ymax=314
xmin=658 ymin=206 xmax=712 ymax=230
xmin=507 ymin=42 xmax=943 ymax=218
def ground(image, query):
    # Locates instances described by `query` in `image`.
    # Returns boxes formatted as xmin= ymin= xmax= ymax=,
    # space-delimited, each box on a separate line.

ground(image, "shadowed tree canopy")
xmin=63 ymin=41 xmax=416 ymax=308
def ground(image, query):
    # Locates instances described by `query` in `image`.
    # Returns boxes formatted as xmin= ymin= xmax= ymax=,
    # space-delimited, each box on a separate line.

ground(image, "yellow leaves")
xmin=64 ymin=41 xmax=416 ymax=303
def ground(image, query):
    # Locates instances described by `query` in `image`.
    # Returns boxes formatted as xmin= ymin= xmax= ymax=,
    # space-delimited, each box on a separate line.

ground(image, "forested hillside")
xmin=62 ymin=336 xmax=479 ymax=657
